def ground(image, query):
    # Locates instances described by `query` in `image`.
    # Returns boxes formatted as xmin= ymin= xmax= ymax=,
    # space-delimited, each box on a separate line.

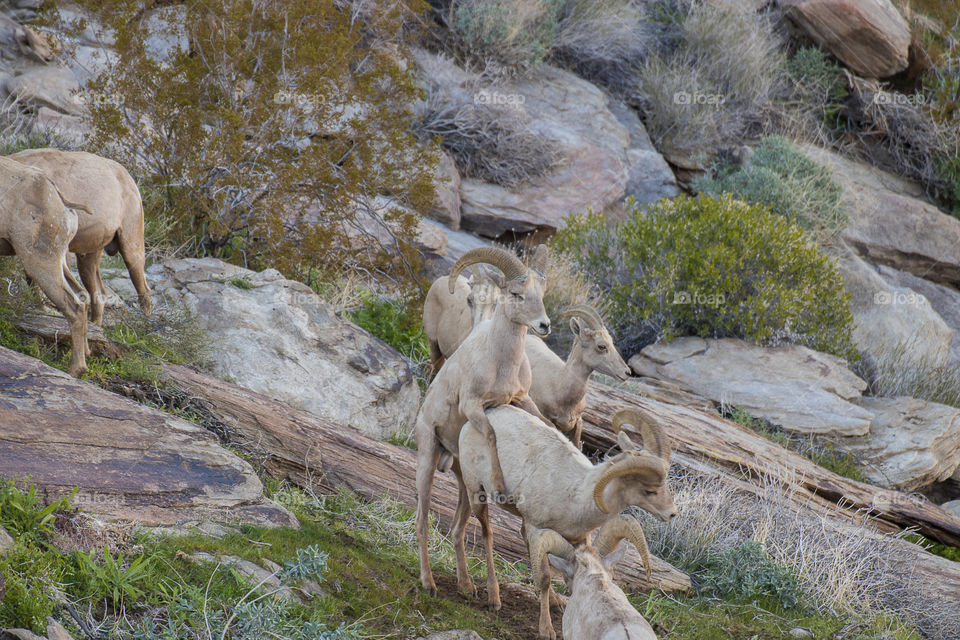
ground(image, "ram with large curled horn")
xmin=531 ymin=518 xmax=659 ymax=640
xmin=453 ymin=404 xmax=676 ymax=612
xmin=525 ymin=303 xmax=631 ymax=449
xmin=415 ymin=245 xmax=557 ymax=604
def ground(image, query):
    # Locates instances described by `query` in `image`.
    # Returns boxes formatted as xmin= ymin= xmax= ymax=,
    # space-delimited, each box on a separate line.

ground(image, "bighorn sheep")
xmin=10 ymin=149 xmax=151 ymax=325
xmin=0 ymin=156 xmax=89 ymax=376
xmin=423 ymin=267 xmax=501 ymax=375
xmin=454 ymin=406 xmax=675 ymax=613
xmin=531 ymin=517 xmax=658 ymax=640
xmin=526 ymin=304 xmax=631 ymax=449
xmin=416 ymin=245 xmax=554 ymax=597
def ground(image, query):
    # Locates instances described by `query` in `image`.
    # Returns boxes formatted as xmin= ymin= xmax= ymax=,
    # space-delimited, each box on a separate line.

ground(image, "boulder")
xmin=123 ymin=258 xmax=420 ymax=440
xmin=0 ymin=12 xmax=54 ymax=66
xmin=33 ymin=106 xmax=91 ymax=144
xmin=783 ymin=0 xmax=910 ymax=78
xmin=414 ymin=49 xmax=675 ymax=238
xmin=0 ymin=526 xmax=12 ymax=554
xmin=629 ymin=337 xmax=873 ymax=435
xmin=876 ymin=264 xmax=960 ymax=368
xmin=0 ymin=346 xmax=295 ymax=527
xmin=184 ymin=552 xmax=302 ymax=603
xmin=44 ymin=619 xmax=73 ymax=640
xmin=427 ymin=151 xmax=462 ymax=229
xmin=5 ymin=67 xmax=84 ymax=115
xmin=838 ymin=397 xmax=960 ymax=491
xmin=943 ymin=500 xmax=960 ymax=520
xmin=802 ymin=145 xmax=960 ymax=288
xmin=836 ymin=248 xmax=954 ymax=368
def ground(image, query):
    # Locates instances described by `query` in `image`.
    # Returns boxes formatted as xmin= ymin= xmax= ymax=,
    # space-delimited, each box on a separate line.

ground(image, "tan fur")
xmin=0 ymin=156 xmax=88 ymax=376
xmin=10 ymin=149 xmax=151 ymax=324
xmin=423 ymin=272 xmax=500 ymax=376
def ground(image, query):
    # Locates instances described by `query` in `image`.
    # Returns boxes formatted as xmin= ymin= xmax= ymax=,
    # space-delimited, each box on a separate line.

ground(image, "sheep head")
xmin=529 ymin=527 xmax=575 ymax=589
xmin=449 ymin=246 xmax=550 ymax=337
xmin=592 ymin=408 xmax=676 ymax=522
xmin=592 ymin=514 xmax=652 ymax=580
xmin=564 ymin=305 xmax=630 ymax=381
xmin=466 ymin=266 xmax=502 ymax=327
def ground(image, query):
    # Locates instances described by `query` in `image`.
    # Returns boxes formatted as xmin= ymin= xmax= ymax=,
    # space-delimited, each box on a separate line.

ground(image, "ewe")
xmin=416 ymin=245 xmax=553 ymax=597
xmin=10 ymin=149 xmax=151 ymax=324
xmin=423 ymin=266 xmax=502 ymax=376
xmin=531 ymin=518 xmax=659 ymax=640
xmin=455 ymin=406 xmax=675 ymax=611
xmin=0 ymin=157 xmax=89 ymax=376
xmin=526 ymin=304 xmax=631 ymax=448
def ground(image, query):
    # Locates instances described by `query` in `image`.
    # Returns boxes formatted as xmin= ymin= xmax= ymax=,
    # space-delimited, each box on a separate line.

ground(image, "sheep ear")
xmin=601 ymin=544 xmax=628 ymax=572
xmin=547 ymin=553 xmax=574 ymax=581
xmin=569 ymin=317 xmax=582 ymax=337
xmin=617 ymin=430 xmax=636 ymax=451
xmin=480 ymin=265 xmax=506 ymax=289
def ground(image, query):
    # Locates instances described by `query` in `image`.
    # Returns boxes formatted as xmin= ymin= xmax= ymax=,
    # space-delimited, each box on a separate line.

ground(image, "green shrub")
xmin=699 ymin=540 xmax=804 ymax=610
xmin=553 ymin=194 xmax=857 ymax=359
xmin=452 ymin=0 xmax=564 ymax=69
xmin=349 ymin=295 xmax=429 ymax=367
xmin=0 ymin=541 xmax=68 ymax=632
xmin=0 ymin=479 xmax=73 ymax=542
xmin=71 ymin=548 xmax=156 ymax=613
xmin=694 ymin=136 xmax=846 ymax=241
xmin=787 ymin=46 xmax=848 ymax=132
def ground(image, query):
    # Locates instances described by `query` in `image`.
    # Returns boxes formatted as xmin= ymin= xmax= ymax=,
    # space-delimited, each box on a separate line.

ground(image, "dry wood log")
xmin=162 ymin=364 xmax=691 ymax=593
xmin=581 ymin=383 xmax=960 ymax=547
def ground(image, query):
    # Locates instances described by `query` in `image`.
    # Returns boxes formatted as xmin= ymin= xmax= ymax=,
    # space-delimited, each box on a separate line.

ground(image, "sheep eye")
xmin=512 ymin=292 xmax=524 ymax=300
xmin=598 ymin=345 xmax=607 ymax=352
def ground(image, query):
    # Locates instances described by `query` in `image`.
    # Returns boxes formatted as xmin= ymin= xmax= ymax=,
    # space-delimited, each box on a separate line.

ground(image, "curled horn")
xmin=563 ymin=304 xmax=604 ymax=331
xmin=529 ymin=528 xmax=574 ymax=589
xmin=593 ymin=515 xmax=652 ymax=580
xmin=531 ymin=244 xmax=550 ymax=273
xmin=613 ymin=408 xmax=669 ymax=460
xmin=449 ymin=247 xmax=527 ymax=294
xmin=593 ymin=455 xmax=667 ymax=513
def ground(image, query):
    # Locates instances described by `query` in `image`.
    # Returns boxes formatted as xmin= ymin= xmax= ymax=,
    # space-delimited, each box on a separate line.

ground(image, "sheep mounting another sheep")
xmin=415 ymin=245 xmax=555 ymax=597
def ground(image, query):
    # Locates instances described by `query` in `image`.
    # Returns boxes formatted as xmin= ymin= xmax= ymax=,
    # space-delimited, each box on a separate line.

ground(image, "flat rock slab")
xmin=0 ymin=346 xmax=295 ymax=528
xmin=630 ymin=337 xmax=873 ymax=435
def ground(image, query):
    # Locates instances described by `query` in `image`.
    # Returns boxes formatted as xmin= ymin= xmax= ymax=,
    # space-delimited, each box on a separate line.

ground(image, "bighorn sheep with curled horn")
xmin=0 ymin=156 xmax=89 ymax=376
xmin=453 ymin=405 xmax=675 ymax=611
xmin=10 ymin=149 xmax=151 ymax=325
xmin=526 ymin=304 xmax=631 ymax=449
xmin=415 ymin=245 xmax=554 ymax=597
xmin=423 ymin=265 xmax=502 ymax=376
xmin=530 ymin=518 xmax=658 ymax=640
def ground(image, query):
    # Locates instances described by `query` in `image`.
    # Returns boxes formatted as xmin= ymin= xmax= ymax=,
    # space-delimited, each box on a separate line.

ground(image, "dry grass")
xmin=632 ymin=469 xmax=960 ymax=640
xmin=861 ymin=342 xmax=960 ymax=408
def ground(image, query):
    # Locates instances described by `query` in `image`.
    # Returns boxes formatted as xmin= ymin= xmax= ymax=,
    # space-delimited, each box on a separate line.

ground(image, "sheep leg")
xmin=571 ymin=417 xmax=583 ymax=451
xmin=450 ymin=463 xmax=477 ymax=598
xmin=415 ymin=423 xmax=442 ymax=596
xmin=514 ymin=393 xmax=557 ymax=430
xmin=62 ymin=258 xmax=92 ymax=356
xmin=476 ymin=502 xmax=501 ymax=610
xmin=117 ymin=213 xmax=151 ymax=316
xmin=537 ymin=553 xmax=557 ymax=640
xmin=428 ymin=339 xmax=445 ymax=380
xmin=22 ymin=252 xmax=87 ymax=377
xmin=462 ymin=400 xmax=509 ymax=501
xmin=77 ymin=250 xmax=105 ymax=326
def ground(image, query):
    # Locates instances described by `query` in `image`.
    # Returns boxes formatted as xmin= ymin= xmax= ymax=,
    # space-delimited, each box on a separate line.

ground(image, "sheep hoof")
xmin=486 ymin=599 xmax=502 ymax=611
xmin=458 ymin=581 xmax=478 ymax=598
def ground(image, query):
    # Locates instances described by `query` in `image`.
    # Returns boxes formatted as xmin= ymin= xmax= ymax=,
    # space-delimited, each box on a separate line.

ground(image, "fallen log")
xmin=162 ymin=364 xmax=691 ymax=594
xmin=582 ymin=383 xmax=960 ymax=547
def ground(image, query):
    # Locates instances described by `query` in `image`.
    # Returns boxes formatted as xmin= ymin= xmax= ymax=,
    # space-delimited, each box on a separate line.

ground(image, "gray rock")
xmin=6 ymin=66 xmax=84 ymax=115
xmin=606 ymin=95 xmax=679 ymax=205
xmin=45 ymin=618 xmax=74 ymax=640
xmin=416 ymin=632 xmax=485 ymax=640
xmin=0 ymin=526 xmax=13 ymax=554
xmin=838 ymin=396 xmax=960 ymax=491
xmin=1 ymin=629 xmax=46 ymax=640
xmin=942 ymin=500 xmax=960 ymax=519
xmin=0 ymin=345 xmax=296 ymax=528
xmin=120 ymin=258 xmax=420 ymax=439
xmin=427 ymin=151 xmax=462 ymax=229
xmin=186 ymin=553 xmax=300 ymax=603
xmin=836 ymin=248 xmax=953 ymax=368
xmin=630 ymin=337 xmax=873 ymax=435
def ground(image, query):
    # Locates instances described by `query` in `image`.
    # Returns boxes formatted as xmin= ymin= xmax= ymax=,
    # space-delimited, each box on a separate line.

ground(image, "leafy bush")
xmin=787 ymin=46 xmax=848 ymax=135
xmin=53 ymin=0 xmax=436 ymax=286
xmin=552 ymin=194 xmax=857 ymax=359
xmin=349 ymin=294 xmax=429 ymax=367
xmin=0 ymin=541 xmax=68 ymax=632
xmin=0 ymin=479 xmax=72 ymax=542
xmin=71 ymin=548 xmax=156 ymax=613
xmin=694 ymin=136 xmax=846 ymax=241
xmin=699 ymin=540 xmax=805 ymax=610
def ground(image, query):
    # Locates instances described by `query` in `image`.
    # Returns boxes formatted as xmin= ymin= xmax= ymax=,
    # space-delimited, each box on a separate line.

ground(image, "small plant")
xmin=451 ymin=0 xmax=564 ymax=70
xmin=553 ymin=194 xmax=858 ymax=359
xmin=349 ymin=294 xmax=429 ymax=367
xmin=229 ymin=277 xmax=255 ymax=290
xmin=787 ymin=46 xmax=848 ymax=133
xmin=0 ymin=541 xmax=69 ymax=633
xmin=0 ymin=479 xmax=73 ymax=541
xmin=694 ymin=136 xmax=846 ymax=241
xmin=699 ymin=540 xmax=805 ymax=610
xmin=71 ymin=548 xmax=156 ymax=613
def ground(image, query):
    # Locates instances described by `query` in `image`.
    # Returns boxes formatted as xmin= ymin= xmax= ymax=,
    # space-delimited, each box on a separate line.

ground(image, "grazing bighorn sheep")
xmin=415 ymin=245 xmax=554 ymax=597
xmin=454 ymin=406 xmax=674 ymax=611
xmin=0 ymin=156 xmax=89 ymax=376
xmin=423 ymin=267 xmax=502 ymax=375
xmin=526 ymin=304 xmax=631 ymax=449
xmin=10 ymin=149 xmax=151 ymax=325
xmin=531 ymin=518 xmax=658 ymax=640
